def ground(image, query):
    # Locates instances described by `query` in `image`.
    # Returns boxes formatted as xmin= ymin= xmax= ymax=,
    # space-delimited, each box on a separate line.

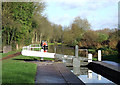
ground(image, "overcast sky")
xmin=43 ymin=0 xmax=119 ymax=30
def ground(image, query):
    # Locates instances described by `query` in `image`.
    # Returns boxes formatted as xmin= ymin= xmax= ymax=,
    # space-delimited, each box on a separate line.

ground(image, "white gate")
xmin=21 ymin=44 xmax=55 ymax=58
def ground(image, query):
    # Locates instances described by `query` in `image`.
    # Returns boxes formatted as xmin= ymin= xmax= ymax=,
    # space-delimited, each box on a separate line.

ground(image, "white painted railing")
xmin=22 ymin=44 xmax=41 ymax=51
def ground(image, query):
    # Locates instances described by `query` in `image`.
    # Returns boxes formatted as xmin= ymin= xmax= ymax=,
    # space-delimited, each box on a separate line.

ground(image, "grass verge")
xmin=2 ymin=53 xmax=54 ymax=83
xmin=102 ymin=54 xmax=120 ymax=63
xmin=13 ymin=55 xmax=54 ymax=61
xmin=2 ymin=55 xmax=37 ymax=84
xmin=92 ymin=57 xmax=98 ymax=61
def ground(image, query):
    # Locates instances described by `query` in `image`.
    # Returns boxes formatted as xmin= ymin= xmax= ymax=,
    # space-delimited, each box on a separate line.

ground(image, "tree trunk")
xmin=16 ymin=43 xmax=18 ymax=50
xmin=8 ymin=32 xmax=10 ymax=45
xmin=40 ymin=33 xmax=42 ymax=43
xmin=32 ymin=31 xmax=34 ymax=43
xmin=36 ymin=32 xmax=37 ymax=43
xmin=32 ymin=37 xmax=34 ymax=44
xmin=10 ymin=31 xmax=14 ymax=44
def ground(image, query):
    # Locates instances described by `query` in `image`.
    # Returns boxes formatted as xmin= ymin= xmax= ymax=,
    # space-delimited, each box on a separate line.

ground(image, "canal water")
xmin=48 ymin=45 xmax=91 ymax=57
xmin=69 ymin=67 xmax=116 ymax=84
xmin=48 ymin=45 xmax=75 ymax=56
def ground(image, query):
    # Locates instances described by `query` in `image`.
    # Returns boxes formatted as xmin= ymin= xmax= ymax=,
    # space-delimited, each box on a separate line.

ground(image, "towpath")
xmin=35 ymin=62 xmax=85 ymax=85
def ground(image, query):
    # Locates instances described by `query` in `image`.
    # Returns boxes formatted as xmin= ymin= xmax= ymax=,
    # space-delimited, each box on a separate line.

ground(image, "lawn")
xmin=13 ymin=55 xmax=41 ymax=61
xmin=2 ymin=52 xmax=55 ymax=84
xmin=13 ymin=55 xmax=54 ymax=61
xmin=2 ymin=54 xmax=37 ymax=84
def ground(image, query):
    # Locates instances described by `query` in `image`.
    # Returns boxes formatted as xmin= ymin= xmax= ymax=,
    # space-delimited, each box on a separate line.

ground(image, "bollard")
xmin=98 ymin=50 xmax=101 ymax=61
xmin=27 ymin=46 xmax=29 ymax=50
xmin=64 ymin=55 xmax=67 ymax=58
xmin=73 ymin=45 xmax=80 ymax=67
xmin=41 ymin=57 xmax=44 ymax=60
xmin=29 ymin=45 xmax=31 ymax=50
xmin=75 ymin=45 xmax=78 ymax=58
xmin=88 ymin=54 xmax=92 ymax=62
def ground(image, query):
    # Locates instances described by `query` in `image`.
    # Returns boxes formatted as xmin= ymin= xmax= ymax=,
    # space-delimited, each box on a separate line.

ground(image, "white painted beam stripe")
xmin=21 ymin=50 xmax=55 ymax=58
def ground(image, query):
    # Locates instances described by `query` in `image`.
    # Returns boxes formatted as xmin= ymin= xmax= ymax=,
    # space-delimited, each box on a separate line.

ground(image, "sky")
xmin=43 ymin=0 xmax=119 ymax=30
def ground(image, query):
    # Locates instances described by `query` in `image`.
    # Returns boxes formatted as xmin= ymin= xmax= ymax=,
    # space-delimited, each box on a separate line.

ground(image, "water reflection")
xmin=70 ymin=67 xmax=116 ymax=84
xmin=73 ymin=67 xmax=80 ymax=76
xmin=97 ymin=74 xmax=102 ymax=80
xmin=48 ymin=45 xmax=75 ymax=55
xmin=88 ymin=70 xmax=92 ymax=79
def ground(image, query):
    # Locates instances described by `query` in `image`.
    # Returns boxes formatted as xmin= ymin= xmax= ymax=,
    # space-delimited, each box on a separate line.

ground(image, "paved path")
xmin=35 ymin=62 xmax=85 ymax=85
xmin=0 ymin=52 xmax=21 ymax=61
